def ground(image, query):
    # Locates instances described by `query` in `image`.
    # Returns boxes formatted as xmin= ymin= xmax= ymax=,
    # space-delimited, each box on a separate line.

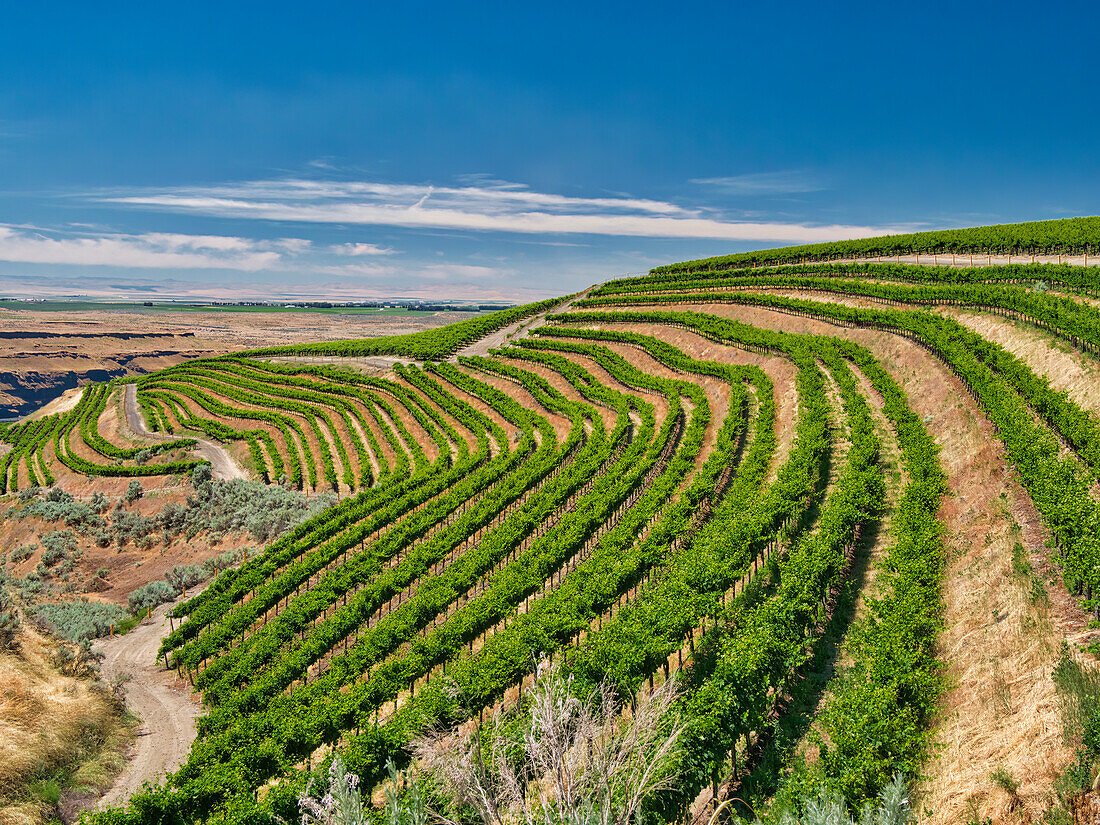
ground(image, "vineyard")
xmin=8 ymin=237 xmax=1100 ymax=824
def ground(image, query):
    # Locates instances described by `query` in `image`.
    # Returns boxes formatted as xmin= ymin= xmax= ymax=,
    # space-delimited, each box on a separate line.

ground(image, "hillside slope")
xmin=5 ymin=223 xmax=1100 ymax=824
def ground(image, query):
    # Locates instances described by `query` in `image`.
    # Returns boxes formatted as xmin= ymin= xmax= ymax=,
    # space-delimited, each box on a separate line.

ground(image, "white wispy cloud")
xmin=0 ymin=225 xmax=305 ymax=270
xmin=331 ymin=242 xmax=396 ymax=256
xmin=99 ymin=177 xmax=902 ymax=242
xmin=273 ymin=237 xmax=313 ymax=253
xmin=314 ymin=262 xmax=397 ymax=278
xmin=417 ymin=264 xmax=502 ymax=280
xmin=311 ymin=261 xmax=501 ymax=281
xmin=690 ymin=170 xmax=825 ymax=195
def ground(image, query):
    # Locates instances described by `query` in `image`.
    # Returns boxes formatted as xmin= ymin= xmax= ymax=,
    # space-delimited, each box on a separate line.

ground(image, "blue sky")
xmin=0 ymin=0 xmax=1097 ymax=302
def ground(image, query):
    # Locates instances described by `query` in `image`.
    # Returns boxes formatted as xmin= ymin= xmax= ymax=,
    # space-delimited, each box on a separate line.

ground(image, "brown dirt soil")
xmin=538 ymin=348 xmax=674 ymax=425
xmin=156 ymin=388 xmax=302 ymax=481
xmin=843 ymin=363 xmax=907 ymax=623
xmin=356 ymin=402 xmax=399 ymax=472
xmin=121 ymin=386 xmax=246 ymax=483
xmin=388 ymin=375 xmax=480 ymax=454
xmin=24 ymin=387 xmax=85 ymax=421
xmin=455 ymin=289 xmax=587 ymax=360
xmin=433 ymin=367 xmax=526 ymax=453
xmin=10 ymin=285 xmax=1099 ymax=819
xmin=373 ymin=384 xmax=442 ymax=465
xmin=595 ymin=337 xmax=731 ymax=473
xmin=451 ymin=365 xmax=575 ymax=444
xmin=366 ymin=394 xmax=419 ymax=468
xmin=582 ymin=300 xmax=1089 ymax=823
xmin=159 ymin=383 xmax=331 ymax=487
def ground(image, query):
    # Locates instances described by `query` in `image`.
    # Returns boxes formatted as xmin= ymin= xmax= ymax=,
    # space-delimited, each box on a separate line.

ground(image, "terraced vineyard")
xmin=13 ymin=230 xmax=1100 ymax=824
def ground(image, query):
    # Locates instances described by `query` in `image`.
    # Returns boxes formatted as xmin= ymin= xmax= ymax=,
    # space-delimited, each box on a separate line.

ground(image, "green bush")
xmin=31 ymin=600 xmax=130 ymax=642
xmin=765 ymin=775 xmax=912 ymax=825
xmin=0 ymin=575 xmax=20 ymax=652
xmin=129 ymin=580 xmax=177 ymax=613
xmin=40 ymin=530 xmax=77 ymax=559
xmin=10 ymin=544 xmax=34 ymax=563
xmin=124 ymin=479 xmax=144 ymax=503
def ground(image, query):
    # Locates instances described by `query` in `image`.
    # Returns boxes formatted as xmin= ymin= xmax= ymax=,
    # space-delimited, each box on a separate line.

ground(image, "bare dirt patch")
xmin=563 ymin=319 xmax=799 ymax=484
xmin=24 ymin=387 xmax=85 ymax=421
xmin=596 ymin=338 xmax=731 ymax=473
xmin=494 ymin=355 xmax=620 ymax=434
xmin=456 ymin=290 xmax=587 ymax=360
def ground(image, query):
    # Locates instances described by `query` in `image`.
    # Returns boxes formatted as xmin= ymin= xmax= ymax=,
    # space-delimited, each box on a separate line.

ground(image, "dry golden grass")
xmin=0 ymin=625 xmax=131 ymax=825
xmin=944 ymin=308 xmax=1100 ymax=419
xmin=916 ymin=502 xmax=1070 ymax=825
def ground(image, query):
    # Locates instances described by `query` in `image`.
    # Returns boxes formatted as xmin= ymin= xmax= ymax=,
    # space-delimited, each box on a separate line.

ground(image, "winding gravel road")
xmin=123 ymin=384 xmax=246 ymax=481
xmin=94 ymin=597 xmax=202 ymax=809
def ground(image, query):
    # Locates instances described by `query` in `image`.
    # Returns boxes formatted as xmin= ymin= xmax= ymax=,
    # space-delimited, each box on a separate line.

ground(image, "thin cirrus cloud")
xmin=331 ymin=242 xmax=396 ymax=256
xmin=0 ymin=225 xmax=307 ymax=270
xmin=690 ymin=170 xmax=826 ymax=195
xmin=314 ymin=262 xmax=500 ymax=281
xmin=100 ymin=177 xmax=901 ymax=243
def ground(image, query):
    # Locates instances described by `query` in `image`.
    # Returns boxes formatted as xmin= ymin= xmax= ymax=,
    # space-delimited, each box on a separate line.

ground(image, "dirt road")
xmin=94 ymin=597 xmax=202 ymax=809
xmin=123 ymin=384 xmax=246 ymax=481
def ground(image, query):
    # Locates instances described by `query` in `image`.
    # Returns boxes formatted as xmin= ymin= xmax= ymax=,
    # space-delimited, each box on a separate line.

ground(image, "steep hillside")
xmin=6 ymin=226 xmax=1100 ymax=824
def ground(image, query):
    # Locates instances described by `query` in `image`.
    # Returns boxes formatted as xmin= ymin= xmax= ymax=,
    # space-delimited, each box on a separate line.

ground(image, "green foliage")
xmin=1053 ymin=643 xmax=1100 ymax=764
xmin=128 ymin=580 xmax=177 ymax=613
xmin=763 ymin=774 xmax=912 ymax=825
xmin=124 ymin=479 xmax=144 ymax=503
xmin=31 ymin=599 xmax=129 ymax=642
xmin=653 ymin=216 xmax=1100 ymax=273
xmin=297 ymin=755 xmax=374 ymax=825
xmin=73 ymin=241 xmax=1100 ymax=823
xmin=10 ymin=544 xmax=35 ymax=563
xmin=0 ymin=574 xmax=20 ymax=652
xmin=21 ymin=478 xmax=330 ymax=555
xmin=242 ymin=297 xmax=564 ymax=360
xmin=41 ymin=529 xmax=77 ymax=560
xmin=571 ymin=287 xmax=1100 ymax=604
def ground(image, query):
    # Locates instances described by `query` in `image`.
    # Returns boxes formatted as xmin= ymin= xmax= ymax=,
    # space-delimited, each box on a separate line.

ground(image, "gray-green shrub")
xmin=31 ymin=600 xmax=129 ymax=642
xmin=128 ymin=580 xmax=177 ymax=613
